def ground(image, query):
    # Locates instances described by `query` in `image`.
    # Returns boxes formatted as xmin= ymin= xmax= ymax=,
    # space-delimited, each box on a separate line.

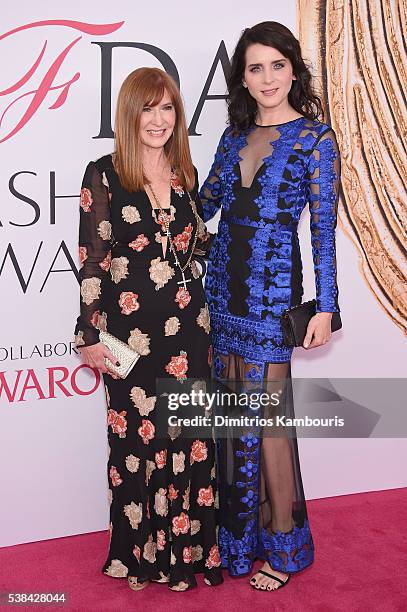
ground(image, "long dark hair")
xmin=227 ymin=21 xmax=323 ymax=131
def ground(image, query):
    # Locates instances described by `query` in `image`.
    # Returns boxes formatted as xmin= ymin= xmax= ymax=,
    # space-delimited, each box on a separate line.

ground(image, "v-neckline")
xmin=236 ymin=125 xmax=272 ymax=190
xmin=236 ymin=160 xmax=267 ymax=191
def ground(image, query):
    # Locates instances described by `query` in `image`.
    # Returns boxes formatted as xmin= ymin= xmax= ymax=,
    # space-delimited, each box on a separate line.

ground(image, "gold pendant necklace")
xmin=147 ymin=179 xmax=199 ymax=307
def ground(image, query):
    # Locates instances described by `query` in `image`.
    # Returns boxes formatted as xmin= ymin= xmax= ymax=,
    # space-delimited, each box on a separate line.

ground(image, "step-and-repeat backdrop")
xmin=1 ymin=1 xmax=405 ymax=546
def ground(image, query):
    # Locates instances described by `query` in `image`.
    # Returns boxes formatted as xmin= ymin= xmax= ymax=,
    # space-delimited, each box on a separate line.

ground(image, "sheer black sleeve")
xmin=74 ymin=162 xmax=112 ymax=347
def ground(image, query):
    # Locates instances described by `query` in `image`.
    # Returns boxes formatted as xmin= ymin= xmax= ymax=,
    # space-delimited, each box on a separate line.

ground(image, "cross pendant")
xmin=177 ymin=271 xmax=191 ymax=290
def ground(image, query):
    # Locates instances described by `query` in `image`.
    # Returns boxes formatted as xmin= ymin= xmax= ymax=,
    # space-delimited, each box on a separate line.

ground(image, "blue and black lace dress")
xmin=200 ymin=117 xmax=340 ymax=577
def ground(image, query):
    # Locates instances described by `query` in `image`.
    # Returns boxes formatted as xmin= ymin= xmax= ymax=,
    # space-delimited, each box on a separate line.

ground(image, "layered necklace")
xmin=147 ymin=177 xmax=200 ymax=306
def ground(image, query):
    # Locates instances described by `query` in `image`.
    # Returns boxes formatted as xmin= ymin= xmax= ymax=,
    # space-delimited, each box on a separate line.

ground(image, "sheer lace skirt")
xmin=215 ymin=351 xmax=314 ymax=576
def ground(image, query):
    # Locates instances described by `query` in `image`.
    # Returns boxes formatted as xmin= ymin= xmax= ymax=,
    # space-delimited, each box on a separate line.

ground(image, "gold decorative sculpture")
xmin=298 ymin=0 xmax=407 ymax=334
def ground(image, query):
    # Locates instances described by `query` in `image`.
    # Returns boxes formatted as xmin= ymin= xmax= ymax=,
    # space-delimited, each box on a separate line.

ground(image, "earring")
xmin=242 ymin=82 xmax=247 ymax=88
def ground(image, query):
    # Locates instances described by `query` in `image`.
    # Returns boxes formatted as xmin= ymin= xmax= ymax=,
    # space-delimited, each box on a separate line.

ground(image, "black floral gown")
xmin=74 ymin=154 xmax=222 ymax=588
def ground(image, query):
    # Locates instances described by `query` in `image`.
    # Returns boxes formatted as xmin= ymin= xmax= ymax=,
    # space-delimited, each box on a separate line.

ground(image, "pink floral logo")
xmin=0 ymin=20 xmax=124 ymax=143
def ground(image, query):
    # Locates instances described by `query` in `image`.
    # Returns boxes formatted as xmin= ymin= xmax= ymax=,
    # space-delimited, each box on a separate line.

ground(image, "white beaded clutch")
xmin=99 ymin=330 xmax=141 ymax=379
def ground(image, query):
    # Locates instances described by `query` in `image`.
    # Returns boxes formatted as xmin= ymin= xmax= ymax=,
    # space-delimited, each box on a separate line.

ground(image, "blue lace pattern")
xmin=201 ymin=119 xmax=338 ymax=575
xmin=200 ymin=119 xmax=340 ymax=363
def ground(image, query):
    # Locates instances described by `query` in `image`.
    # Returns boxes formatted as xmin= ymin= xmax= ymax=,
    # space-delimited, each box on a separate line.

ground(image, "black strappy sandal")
xmin=250 ymin=568 xmax=291 ymax=591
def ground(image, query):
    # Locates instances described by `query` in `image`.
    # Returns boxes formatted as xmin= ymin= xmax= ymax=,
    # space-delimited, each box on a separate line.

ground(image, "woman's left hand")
xmin=303 ymin=312 xmax=333 ymax=349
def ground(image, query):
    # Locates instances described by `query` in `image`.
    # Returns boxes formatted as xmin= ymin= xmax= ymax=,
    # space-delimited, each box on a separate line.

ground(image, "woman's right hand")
xmin=80 ymin=342 xmax=119 ymax=374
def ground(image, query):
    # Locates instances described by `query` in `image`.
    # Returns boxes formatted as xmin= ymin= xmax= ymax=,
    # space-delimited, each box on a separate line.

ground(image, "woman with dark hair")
xmin=75 ymin=67 xmax=222 ymax=592
xmin=200 ymin=21 xmax=340 ymax=591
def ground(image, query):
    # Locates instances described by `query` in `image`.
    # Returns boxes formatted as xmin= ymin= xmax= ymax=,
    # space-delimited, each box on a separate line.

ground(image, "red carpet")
xmin=1 ymin=488 xmax=406 ymax=611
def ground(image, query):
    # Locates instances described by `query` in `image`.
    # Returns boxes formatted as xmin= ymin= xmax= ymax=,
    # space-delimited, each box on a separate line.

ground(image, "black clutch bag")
xmin=281 ymin=299 xmax=342 ymax=347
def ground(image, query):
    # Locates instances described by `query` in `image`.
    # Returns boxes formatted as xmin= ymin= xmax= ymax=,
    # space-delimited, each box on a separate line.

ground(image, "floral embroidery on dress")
xmin=145 ymin=460 xmax=156 ymax=485
xmin=172 ymin=451 xmax=185 ymax=475
xmin=130 ymin=386 xmax=156 ymax=416
xmin=90 ymin=310 xmax=105 ymax=330
xmin=133 ymin=545 xmax=141 ymax=562
xmin=190 ymin=440 xmax=208 ymax=464
xmin=205 ymin=545 xmax=221 ymax=569
xmin=157 ymin=530 xmax=166 ymax=551
xmin=125 ymin=454 xmax=140 ymax=473
xmin=109 ymin=466 xmax=123 ymax=487
xmin=155 ymin=449 xmax=167 ymax=469
xmin=107 ymin=409 xmax=127 ymax=438
xmin=197 ymin=486 xmax=214 ymax=506
xmin=164 ymin=316 xmax=180 ymax=336
xmin=97 ymin=220 xmax=112 ymax=240
xmin=108 ymin=489 xmax=113 ymax=506
xmin=191 ymin=545 xmax=203 ymax=563
xmin=165 ymin=351 xmax=188 ymax=382
xmin=138 ymin=419 xmax=155 ymax=445
xmin=80 ymin=187 xmax=93 ymax=212
xmin=175 ymin=287 xmax=191 ymax=309
xmin=149 ymin=257 xmax=175 ymax=290
xmin=183 ymin=547 xmax=192 ymax=564
xmin=129 ymin=234 xmax=150 ymax=251
xmin=168 ymin=484 xmax=178 ymax=500
xmin=172 ymin=512 xmax=190 ymax=535
xmin=79 ymin=246 xmax=87 ymax=264
xmin=80 ymin=277 xmax=101 ymax=305
xmin=190 ymin=520 xmax=201 ymax=536
xmin=196 ymin=304 xmax=211 ymax=334
xmin=119 ymin=292 xmax=140 ymax=315
xmin=153 ymin=206 xmax=176 ymax=232
xmin=154 ymin=488 xmax=168 ymax=517
xmin=170 ymin=171 xmax=184 ymax=196
xmin=122 ymin=205 xmax=141 ymax=223
xmin=104 ymin=559 xmax=128 ymax=577
xmin=99 ymin=251 xmax=112 ymax=271
xmin=110 ymin=256 xmax=129 ymax=284
xmin=168 ymin=423 xmax=181 ymax=440
xmin=143 ymin=535 xmax=157 ymax=563
xmin=182 ymin=485 xmax=190 ymax=510
xmin=173 ymin=223 xmax=193 ymax=253
xmin=123 ymin=501 xmax=143 ymax=529
xmin=190 ymin=260 xmax=201 ymax=279
xmin=128 ymin=328 xmax=151 ymax=355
